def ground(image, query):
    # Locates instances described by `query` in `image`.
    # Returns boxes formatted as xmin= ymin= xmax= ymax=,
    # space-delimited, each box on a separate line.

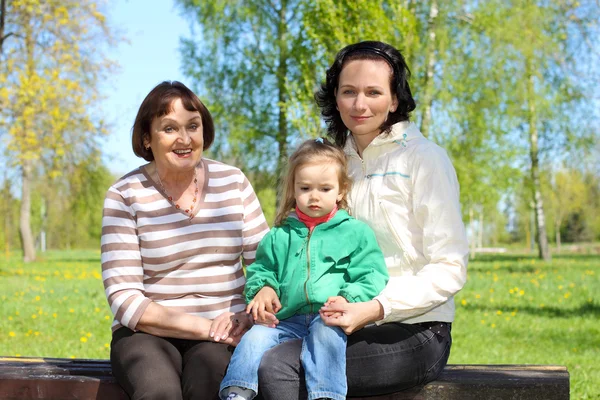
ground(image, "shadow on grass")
xmin=462 ymin=301 xmax=600 ymax=318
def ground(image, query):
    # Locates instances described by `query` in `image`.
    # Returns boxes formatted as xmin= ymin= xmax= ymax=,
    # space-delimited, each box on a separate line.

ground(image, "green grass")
xmin=451 ymin=253 xmax=600 ymax=399
xmin=1 ymin=249 xmax=599 ymax=398
xmin=0 ymin=250 xmax=112 ymax=359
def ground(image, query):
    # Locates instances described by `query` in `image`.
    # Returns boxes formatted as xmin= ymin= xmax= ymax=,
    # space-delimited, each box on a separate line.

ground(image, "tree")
xmin=464 ymin=0 xmax=600 ymax=260
xmin=0 ymin=1 xmax=116 ymax=261
xmin=176 ymin=0 xmax=416 ymax=207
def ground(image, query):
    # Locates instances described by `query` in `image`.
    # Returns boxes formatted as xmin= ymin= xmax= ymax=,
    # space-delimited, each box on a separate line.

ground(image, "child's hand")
xmin=320 ymin=296 xmax=348 ymax=318
xmin=246 ymin=286 xmax=282 ymax=323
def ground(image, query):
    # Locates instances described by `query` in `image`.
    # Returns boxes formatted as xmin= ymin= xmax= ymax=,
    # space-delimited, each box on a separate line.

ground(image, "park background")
xmin=1 ymin=0 xmax=599 ymax=398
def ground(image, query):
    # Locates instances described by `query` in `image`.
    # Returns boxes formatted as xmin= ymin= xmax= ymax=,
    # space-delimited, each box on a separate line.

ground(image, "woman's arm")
xmin=376 ymin=145 xmax=469 ymax=321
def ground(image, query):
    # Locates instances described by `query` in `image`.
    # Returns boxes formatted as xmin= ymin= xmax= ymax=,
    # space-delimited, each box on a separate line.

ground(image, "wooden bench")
xmin=0 ymin=356 xmax=569 ymax=399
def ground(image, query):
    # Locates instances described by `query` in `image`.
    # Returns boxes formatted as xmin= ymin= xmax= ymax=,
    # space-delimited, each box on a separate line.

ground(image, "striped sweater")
xmin=101 ymin=158 xmax=270 ymax=332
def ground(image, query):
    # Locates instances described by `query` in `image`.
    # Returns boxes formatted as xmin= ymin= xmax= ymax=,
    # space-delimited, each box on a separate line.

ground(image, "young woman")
xmin=257 ymin=41 xmax=469 ymax=398
xmin=218 ymin=138 xmax=388 ymax=400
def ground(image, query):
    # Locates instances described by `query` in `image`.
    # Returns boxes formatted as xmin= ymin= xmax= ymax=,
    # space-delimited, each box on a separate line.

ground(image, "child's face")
xmin=294 ymin=161 xmax=343 ymax=218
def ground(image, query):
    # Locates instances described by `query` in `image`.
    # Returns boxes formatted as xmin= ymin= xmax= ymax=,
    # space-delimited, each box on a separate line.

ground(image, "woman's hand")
xmin=246 ymin=286 xmax=281 ymax=322
xmin=319 ymin=298 xmax=384 ymax=335
xmin=320 ymin=296 xmax=348 ymax=318
xmin=209 ymin=311 xmax=252 ymax=346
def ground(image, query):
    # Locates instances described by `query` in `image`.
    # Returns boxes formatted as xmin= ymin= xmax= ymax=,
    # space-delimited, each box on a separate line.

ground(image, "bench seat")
xmin=0 ymin=357 xmax=569 ymax=399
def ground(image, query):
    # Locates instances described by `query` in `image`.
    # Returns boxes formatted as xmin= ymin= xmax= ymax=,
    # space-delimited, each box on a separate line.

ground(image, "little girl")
xmin=219 ymin=138 xmax=389 ymax=400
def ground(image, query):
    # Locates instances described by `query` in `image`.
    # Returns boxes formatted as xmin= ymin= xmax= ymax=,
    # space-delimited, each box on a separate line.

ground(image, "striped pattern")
xmin=101 ymin=159 xmax=269 ymax=332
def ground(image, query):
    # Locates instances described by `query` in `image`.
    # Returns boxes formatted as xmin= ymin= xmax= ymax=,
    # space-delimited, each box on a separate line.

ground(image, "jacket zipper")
xmin=379 ymin=200 xmax=416 ymax=266
xmin=303 ymin=230 xmax=313 ymax=312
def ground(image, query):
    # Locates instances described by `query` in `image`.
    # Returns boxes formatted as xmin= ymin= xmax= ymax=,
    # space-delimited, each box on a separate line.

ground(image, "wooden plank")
xmin=0 ymin=358 xmax=569 ymax=400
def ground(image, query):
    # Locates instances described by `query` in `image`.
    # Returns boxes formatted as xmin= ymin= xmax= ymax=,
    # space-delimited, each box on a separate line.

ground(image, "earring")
xmin=145 ymin=145 xmax=150 ymax=150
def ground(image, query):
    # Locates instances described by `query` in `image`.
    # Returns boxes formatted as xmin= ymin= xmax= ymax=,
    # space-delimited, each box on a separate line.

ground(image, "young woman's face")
xmin=294 ymin=161 xmax=343 ymax=218
xmin=335 ymin=59 xmax=398 ymax=147
xmin=145 ymin=98 xmax=204 ymax=176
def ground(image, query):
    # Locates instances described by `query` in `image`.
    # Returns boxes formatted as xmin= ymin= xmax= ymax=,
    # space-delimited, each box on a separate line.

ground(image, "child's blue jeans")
xmin=219 ymin=313 xmax=347 ymax=400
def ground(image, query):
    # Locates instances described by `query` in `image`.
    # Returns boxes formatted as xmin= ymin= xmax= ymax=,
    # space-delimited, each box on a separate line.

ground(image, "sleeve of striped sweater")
xmin=239 ymin=173 xmax=270 ymax=265
xmin=100 ymin=184 xmax=151 ymax=331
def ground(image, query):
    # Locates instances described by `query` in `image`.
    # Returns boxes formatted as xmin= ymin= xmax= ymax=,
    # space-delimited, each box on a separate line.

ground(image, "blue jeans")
xmin=220 ymin=314 xmax=347 ymax=400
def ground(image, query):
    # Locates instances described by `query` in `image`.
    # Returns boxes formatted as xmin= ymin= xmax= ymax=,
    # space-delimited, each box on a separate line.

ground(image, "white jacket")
xmin=344 ymin=121 xmax=469 ymax=324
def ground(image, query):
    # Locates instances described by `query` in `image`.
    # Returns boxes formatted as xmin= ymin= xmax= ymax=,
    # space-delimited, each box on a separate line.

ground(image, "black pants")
xmin=257 ymin=322 xmax=451 ymax=399
xmin=110 ymin=327 xmax=234 ymax=400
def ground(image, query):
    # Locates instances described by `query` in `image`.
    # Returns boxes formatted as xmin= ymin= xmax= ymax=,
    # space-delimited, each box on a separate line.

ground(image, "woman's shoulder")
xmin=108 ymin=166 xmax=149 ymax=193
xmin=202 ymin=158 xmax=244 ymax=175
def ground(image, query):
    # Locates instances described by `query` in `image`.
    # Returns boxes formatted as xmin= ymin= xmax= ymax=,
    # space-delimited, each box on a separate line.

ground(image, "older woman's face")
xmin=335 ymin=59 xmax=398 ymax=146
xmin=145 ymin=98 xmax=203 ymax=175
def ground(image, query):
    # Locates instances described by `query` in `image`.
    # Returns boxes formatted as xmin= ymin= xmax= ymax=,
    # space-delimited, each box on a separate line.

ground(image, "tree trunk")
xmin=526 ymin=67 xmax=551 ymax=261
xmin=469 ymin=205 xmax=476 ymax=260
xmin=0 ymin=0 xmax=7 ymax=54
xmin=419 ymin=0 xmax=438 ymax=137
xmin=555 ymin=220 xmax=561 ymax=254
xmin=478 ymin=207 xmax=484 ymax=248
xmin=20 ymin=160 xmax=36 ymax=262
xmin=275 ymin=0 xmax=288 ymax=209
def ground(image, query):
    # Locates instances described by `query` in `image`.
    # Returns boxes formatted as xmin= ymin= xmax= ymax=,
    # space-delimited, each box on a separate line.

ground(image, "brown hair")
xmin=131 ymin=81 xmax=215 ymax=161
xmin=274 ymin=138 xmax=351 ymax=226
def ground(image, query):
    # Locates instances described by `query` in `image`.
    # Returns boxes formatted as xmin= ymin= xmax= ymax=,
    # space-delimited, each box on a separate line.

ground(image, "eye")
xmin=342 ymin=89 xmax=355 ymax=95
xmin=299 ymin=186 xmax=309 ymax=191
xmin=164 ymin=126 xmax=175 ymax=133
xmin=321 ymin=187 xmax=332 ymax=192
xmin=188 ymin=123 xmax=199 ymax=131
xmin=368 ymin=90 xmax=382 ymax=96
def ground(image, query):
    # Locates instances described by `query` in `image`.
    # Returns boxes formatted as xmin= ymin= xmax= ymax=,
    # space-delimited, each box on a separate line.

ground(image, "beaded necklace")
xmin=156 ymin=169 xmax=199 ymax=219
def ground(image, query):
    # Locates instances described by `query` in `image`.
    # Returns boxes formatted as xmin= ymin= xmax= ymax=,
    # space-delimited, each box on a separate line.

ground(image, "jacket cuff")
xmin=374 ymin=294 xmax=392 ymax=325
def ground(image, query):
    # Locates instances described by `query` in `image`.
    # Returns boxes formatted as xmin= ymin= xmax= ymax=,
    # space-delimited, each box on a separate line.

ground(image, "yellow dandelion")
xmin=105 ymin=343 xmax=110 ymax=348
xmin=15 ymin=354 xmax=21 ymax=357
xmin=8 ymin=316 xmax=13 ymax=321
xmin=70 ymin=356 xmax=75 ymax=359
xmin=475 ymin=294 xmax=481 ymax=299
xmin=9 ymin=332 xmax=16 ymax=337
xmin=461 ymin=299 xmax=467 ymax=306
xmin=80 ymin=337 xmax=88 ymax=343
xmin=489 ymin=288 xmax=494 ymax=293
xmin=69 ymin=309 xmax=75 ymax=313
xmin=86 ymin=332 xmax=92 ymax=338
xmin=564 ymin=292 xmax=571 ymax=299
xmin=105 ymin=315 xmax=111 ymax=320
xmin=31 ymin=314 xmax=37 ymax=319
xmin=480 ymin=320 xmax=486 ymax=324
xmin=15 ymin=311 xmax=19 ymax=316
xmin=519 ymin=290 xmax=525 ymax=296
xmin=94 ymin=307 xmax=100 ymax=313
xmin=491 ymin=323 xmax=496 ymax=328
xmin=496 ymin=310 xmax=503 ymax=315
xmin=53 ymin=313 xmax=57 ymax=318
xmin=558 ymin=285 xmax=563 ymax=290
xmin=34 ymin=332 xmax=40 ymax=336
xmin=540 ymin=303 xmax=545 ymax=308
xmin=50 ymin=290 xmax=54 ymax=294
xmin=35 ymin=296 xmax=41 ymax=301
xmin=509 ymin=289 xmax=514 ymax=294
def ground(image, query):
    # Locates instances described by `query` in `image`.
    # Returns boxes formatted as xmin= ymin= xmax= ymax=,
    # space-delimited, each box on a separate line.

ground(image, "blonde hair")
xmin=274 ymin=138 xmax=351 ymax=226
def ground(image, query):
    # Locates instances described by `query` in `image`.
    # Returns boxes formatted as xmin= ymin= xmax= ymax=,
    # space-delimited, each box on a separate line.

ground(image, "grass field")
xmin=1 ymin=249 xmax=599 ymax=398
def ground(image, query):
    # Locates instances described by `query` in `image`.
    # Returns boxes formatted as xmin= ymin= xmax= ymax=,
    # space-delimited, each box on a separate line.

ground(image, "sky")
xmin=100 ymin=0 xmax=192 ymax=176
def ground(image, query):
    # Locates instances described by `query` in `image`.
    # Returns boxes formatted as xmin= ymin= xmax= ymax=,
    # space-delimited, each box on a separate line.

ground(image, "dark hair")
xmin=315 ymin=41 xmax=416 ymax=147
xmin=132 ymin=81 xmax=215 ymax=161
xmin=275 ymin=138 xmax=351 ymax=226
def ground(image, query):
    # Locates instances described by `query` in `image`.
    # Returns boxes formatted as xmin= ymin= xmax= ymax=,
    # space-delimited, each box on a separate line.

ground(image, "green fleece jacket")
xmin=245 ymin=209 xmax=389 ymax=320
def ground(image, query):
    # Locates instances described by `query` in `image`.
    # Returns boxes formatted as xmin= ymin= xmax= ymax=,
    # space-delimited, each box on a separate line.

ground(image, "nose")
xmin=308 ymin=190 xmax=319 ymax=201
xmin=178 ymin=127 xmax=192 ymax=144
xmin=353 ymin=93 xmax=367 ymax=112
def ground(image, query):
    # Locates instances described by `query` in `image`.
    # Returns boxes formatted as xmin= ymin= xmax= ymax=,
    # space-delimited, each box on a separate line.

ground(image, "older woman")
xmin=258 ymin=41 xmax=469 ymax=398
xmin=101 ymin=81 xmax=270 ymax=400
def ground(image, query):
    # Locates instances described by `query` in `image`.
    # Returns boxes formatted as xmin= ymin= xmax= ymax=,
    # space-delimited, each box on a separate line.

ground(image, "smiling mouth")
xmin=173 ymin=149 xmax=192 ymax=155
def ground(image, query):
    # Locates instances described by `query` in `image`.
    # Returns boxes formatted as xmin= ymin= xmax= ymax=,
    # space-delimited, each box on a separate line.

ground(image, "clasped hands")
xmin=210 ymin=287 xmax=370 ymax=345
